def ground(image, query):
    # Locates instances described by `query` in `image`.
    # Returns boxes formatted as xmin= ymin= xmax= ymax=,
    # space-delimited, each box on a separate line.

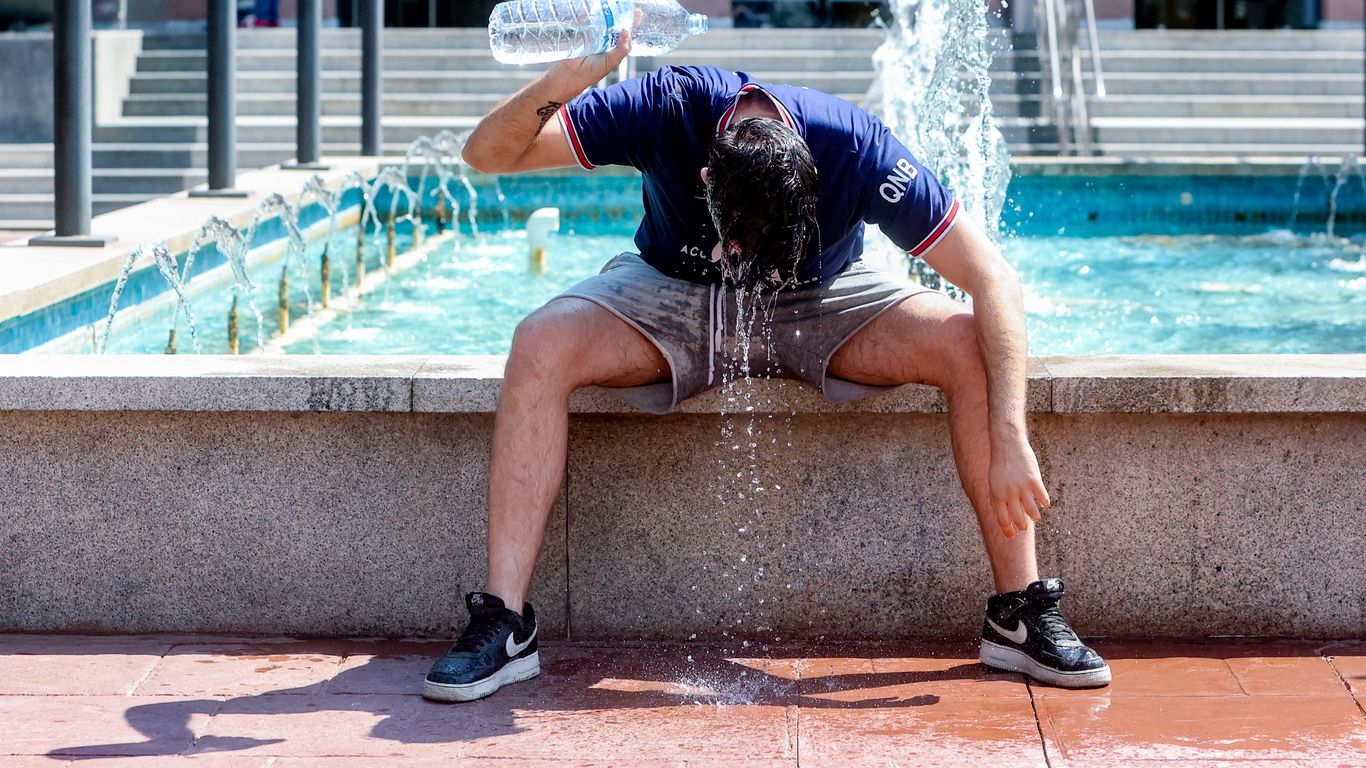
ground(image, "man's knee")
xmin=506 ymin=299 xmax=596 ymax=386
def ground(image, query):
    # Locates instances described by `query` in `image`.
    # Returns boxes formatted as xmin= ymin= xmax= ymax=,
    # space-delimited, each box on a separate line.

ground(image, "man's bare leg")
xmin=485 ymin=297 xmax=669 ymax=611
xmin=828 ymin=291 xmax=1038 ymax=594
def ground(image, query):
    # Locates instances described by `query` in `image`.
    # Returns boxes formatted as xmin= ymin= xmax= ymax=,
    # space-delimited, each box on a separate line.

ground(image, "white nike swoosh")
xmin=987 ymin=617 xmax=1028 ymax=644
xmin=505 ymin=624 xmax=537 ymax=658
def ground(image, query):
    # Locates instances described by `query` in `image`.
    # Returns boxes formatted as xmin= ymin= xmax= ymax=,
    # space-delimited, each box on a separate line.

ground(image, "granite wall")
xmin=0 ymin=355 xmax=1361 ymax=640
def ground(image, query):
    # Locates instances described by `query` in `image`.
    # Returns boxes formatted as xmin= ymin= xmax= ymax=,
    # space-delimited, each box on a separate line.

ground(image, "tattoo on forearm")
xmin=535 ymin=101 xmax=563 ymax=132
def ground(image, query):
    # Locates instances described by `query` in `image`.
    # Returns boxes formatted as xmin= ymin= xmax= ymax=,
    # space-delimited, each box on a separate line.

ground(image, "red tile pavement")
xmin=133 ymin=642 xmax=348 ymax=697
xmin=37 ymin=757 xmax=272 ymax=767
xmin=1225 ymin=654 xmax=1349 ymax=696
xmin=1 ymin=636 xmax=1363 ymax=766
xmin=1037 ymin=694 xmax=1366 ymax=764
xmin=1322 ymin=641 xmax=1366 ymax=698
xmin=0 ymin=694 xmax=218 ymax=757
xmin=0 ymin=635 xmax=173 ymax=695
xmin=797 ymin=695 xmax=1048 ymax=767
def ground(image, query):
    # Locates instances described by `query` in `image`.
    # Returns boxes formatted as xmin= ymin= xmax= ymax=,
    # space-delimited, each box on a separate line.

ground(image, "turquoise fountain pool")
xmin=14 ymin=172 xmax=1366 ymax=356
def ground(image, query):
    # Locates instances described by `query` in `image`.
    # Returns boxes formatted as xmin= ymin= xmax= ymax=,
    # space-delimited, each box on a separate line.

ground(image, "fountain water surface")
xmin=94 ymin=138 xmax=477 ymax=355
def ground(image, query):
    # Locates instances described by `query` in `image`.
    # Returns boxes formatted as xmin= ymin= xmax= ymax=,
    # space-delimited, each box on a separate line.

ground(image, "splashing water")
xmin=865 ymin=0 xmax=1012 ymax=289
xmin=435 ymin=129 xmax=482 ymax=236
xmin=149 ymin=244 xmax=202 ymax=353
xmin=1326 ymin=154 xmax=1366 ymax=244
xmin=298 ymin=174 xmax=352 ymax=293
xmin=187 ymin=216 xmax=267 ymax=350
xmin=405 ymin=136 xmax=462 ymax=230
xmin=1287 ymin=156 xmax=1334 ymax=231
xmin=492 ymin=176 xmax=512 ymax=229
xmin=695 ymin=0 xmax=1014 ymax=649
xmin=97 ymin=246 xmax=151 ymax=354
xmin=249 ymin=193 xmax=320 ymax=353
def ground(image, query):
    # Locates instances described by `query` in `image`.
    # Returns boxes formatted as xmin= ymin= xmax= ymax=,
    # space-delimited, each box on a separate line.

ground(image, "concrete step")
xmin=1095 ymin=29 xmax=1366 ymax=52
xmin=1083 ymin=72 xmax=1364 ymax=97
xmin=1089 ymin=117 xmax=1366 ymax=145
xmin=88 ymin=141 xmax=442 ymax=169
xmin=133 ymin=48 xmax=895 ymax=75
xmin=1089 ymin=95 xmax=1365 ymax=120
xmin=0 ymin=168 xmax=207 ymax=195
xmin=121 ymin=92 xmax=882 ymax=119
xmin=1097 ymin=50 xmax=1365 ymax=75
xmin=122 ymin=93 xmax=510 ymax=118
xmin=91 ymin=142 xmax=297 ymax=169
xmin=94 ymin=117 xmax=482 ymax=145
xmin=128 ymin=70 xmax=543 ymax=96
xmin=137 ymin=26 xmax=891 ymax=51
xmin=127 ymin=69 xmax=879 ymax=98
xmin=130 ymin=47 xmax=1038 ymax=77
xmin=135 ymin=49 xmax=523 ymax=73
xmin=0 ymin=218 xmax=53 ymax=232
xmin=0 ymin=193 xmax=143 ymax=220
xmin=140 ymin=28 xmax=507 ymax=50
xmin=1093 ymin=141 xmax=1366 ymax=157
xmin=972 ymin=70 xmax=1362 ymax=98
xmin=0 ymin=144 xmax=56 ymax=169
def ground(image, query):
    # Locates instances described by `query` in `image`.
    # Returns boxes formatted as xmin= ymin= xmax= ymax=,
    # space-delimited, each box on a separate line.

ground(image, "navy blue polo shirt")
xmin=558 ymin=65 xmax=958 ymax=285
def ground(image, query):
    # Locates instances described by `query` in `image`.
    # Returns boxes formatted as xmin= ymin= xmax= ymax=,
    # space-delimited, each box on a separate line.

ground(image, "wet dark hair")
xmin=704 ymin=117 xmax=818 ymax=289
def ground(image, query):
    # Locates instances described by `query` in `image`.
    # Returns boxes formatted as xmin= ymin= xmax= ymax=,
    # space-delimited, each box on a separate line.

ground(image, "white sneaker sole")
xmin=980 ymin=639 xmax=1112 ymax=688
xmin=422 ymin=652 xmax=541 ymax=702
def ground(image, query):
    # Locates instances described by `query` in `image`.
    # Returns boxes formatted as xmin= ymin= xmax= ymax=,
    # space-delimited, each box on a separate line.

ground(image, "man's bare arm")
xmin=922 ymin=216 xmax=1051 ymax=537
xmin=462 ymin=33 xmax=632 ymax=174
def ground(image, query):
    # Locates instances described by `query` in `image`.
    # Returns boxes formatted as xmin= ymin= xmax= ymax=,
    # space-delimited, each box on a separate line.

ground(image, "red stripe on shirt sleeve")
xmin=909 ymin=199 xmax=960 ymax=257
xmin=559 ymin=105 xmax=595 ymax=171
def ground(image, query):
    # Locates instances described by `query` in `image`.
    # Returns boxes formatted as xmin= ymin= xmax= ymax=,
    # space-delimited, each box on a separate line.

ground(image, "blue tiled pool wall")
xmin=371 ymin=173 xmax=645 ymax=233
xmin=1002 ymin=175 xmax=1366 ymax=238
xmin=0 ymin=196 xmax=348 ymax=355
xmin=363 ymin=172 xmax=1366 ymax=240
xmin=5 ymin=173 xmax=1364 ymax=354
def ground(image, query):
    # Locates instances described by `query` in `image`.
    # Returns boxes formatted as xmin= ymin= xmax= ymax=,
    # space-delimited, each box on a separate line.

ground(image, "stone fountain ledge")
xmin=0 ymin=354 xmax=1361 ymax=414
xmin=2 ymin=352 xmax=1363 ymax=639
xmin=0 ymin=156 xmax=386 ymax=325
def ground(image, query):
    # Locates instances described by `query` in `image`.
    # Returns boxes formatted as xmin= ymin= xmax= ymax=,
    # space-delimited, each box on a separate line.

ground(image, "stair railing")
xmin=1038 ymin=0 xmax=1070 ymax=154
xmin=1082 ymin=0 xmax=1108 ymax=101
xmin=1035 ymin=0 xmax=1107 ymax=156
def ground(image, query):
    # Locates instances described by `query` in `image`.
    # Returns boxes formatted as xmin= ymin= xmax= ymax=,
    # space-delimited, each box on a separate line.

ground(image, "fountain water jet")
xmin=1326 ymin=154 xmax=1366 ymax=243
xmin=1287 ymin=156 xmax=1334 ymax=231
xmin=865 ymin=0 xmax=1012 ymax=298
xmin=298 ymin=174 xmax=350 ymax=302
xmin=434 ymin=130 xmax=482 ymax=236
xmin=185 ymin=216 xmax=267 ymax=352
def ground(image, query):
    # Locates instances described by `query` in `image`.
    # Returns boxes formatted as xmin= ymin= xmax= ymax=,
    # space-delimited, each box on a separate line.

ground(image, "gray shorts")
xmin=558 ymin=253 xmax=935 ymax=415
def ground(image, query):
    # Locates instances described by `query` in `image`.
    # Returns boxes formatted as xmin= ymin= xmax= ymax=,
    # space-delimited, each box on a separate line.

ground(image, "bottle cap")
xmin=687 ymin=13 xmax=709 ymax=36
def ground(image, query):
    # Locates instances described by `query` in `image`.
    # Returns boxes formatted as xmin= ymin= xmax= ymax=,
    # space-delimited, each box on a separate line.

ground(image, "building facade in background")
xmin=2 ymin=0 xmax=1360 ymax=31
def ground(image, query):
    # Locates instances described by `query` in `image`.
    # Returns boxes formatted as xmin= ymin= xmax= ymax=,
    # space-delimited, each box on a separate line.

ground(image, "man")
xmin=422 ymin=32 xmax=1111 ymax=703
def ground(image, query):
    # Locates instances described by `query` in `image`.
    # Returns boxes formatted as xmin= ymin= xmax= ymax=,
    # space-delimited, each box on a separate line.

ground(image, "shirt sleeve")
xmin=559 ymin=68 xmax=682 ymax=171
xmin=860 ymin=125 xmax=959 ymax=258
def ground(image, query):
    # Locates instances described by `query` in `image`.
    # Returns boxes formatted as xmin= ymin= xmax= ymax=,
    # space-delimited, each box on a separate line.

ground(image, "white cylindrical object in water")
xmin=527 ymin=207 xmax=560 ymax=274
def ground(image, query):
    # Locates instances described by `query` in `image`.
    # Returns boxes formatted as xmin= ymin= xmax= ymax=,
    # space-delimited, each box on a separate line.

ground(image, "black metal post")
xmin=31 ymin=0 xmax=114 ymax=246
xmin=191 ymin=0 xmax=249 ymax=196
xmin=285 ymin=0 xmax=328 ymax=169
xmin=361 ymin=0 xmax=382 ymax=156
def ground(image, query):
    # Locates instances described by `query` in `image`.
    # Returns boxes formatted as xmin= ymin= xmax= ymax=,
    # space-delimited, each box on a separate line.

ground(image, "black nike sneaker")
xmin=423 ymin=592 xmax=540 ymax=702
xmin=979 ymin=578 xmax=1111 ymax=688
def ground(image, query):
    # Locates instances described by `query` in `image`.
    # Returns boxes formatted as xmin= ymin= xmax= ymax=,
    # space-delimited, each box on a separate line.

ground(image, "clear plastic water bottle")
xmin=489 ymin=0 xmax=709 ymax=65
